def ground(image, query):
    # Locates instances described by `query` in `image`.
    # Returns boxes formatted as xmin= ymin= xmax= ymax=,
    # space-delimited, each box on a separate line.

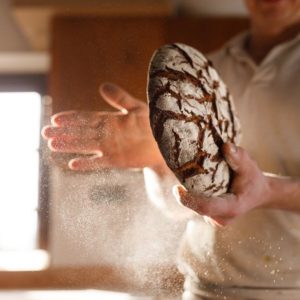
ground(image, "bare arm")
xmin=266 ymin=174 xmax=300 ymax=211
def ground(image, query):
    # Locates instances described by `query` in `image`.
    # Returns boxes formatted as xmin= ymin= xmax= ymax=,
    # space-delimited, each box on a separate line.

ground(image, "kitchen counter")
xmin=0 ymin=266 xmax=183 ymax=298
xmin=0 ymin=289 xmax=180 ymax=300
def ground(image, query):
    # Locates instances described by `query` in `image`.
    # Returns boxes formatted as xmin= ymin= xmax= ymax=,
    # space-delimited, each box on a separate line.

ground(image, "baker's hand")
xmin=42 ymin=83 xmax=164 ymax=171
xmin=173 ymin=143 xmax=271 ymax=226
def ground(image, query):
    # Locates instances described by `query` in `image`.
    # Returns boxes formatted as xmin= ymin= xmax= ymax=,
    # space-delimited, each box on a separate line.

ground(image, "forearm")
xmin=264 ymin=174 xmax=300 ymax=212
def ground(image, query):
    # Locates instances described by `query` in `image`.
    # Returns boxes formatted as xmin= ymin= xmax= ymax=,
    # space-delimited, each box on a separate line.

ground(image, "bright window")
xmin=0 ymin=92 xmax=49 ymax=270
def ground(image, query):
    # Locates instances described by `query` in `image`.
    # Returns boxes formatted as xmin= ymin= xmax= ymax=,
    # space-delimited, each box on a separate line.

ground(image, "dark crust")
xmin=171 ymin=43 xmax=194 ymax=68
xmin=150 ymin=67 xmax=213 ymax=96
xmin=223 ymin=91 xmax=238 ymax=143
xmin=148 ymin=43 xmax=239 ymax=195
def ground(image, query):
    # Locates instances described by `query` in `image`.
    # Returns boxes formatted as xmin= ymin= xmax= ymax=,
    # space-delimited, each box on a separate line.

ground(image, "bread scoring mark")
xmin=172 ymin=128 xmax=181 ymax=166
xmin=150 ymin=68 xmax=212 ymax=97
xmin=203 ymin=181 xmax=226 ymax=194
xmin=213 ymin=80 xmax=219 ymax=89
xmin=211 ymin=161 xmax=222 ymax=184
xmin=226 ymin=93 xmax=239 ymax=143
xmin=171 ymin=43 xmax=194 ymax=68
xmin=176 ymin=156 xmax=208 ymax=180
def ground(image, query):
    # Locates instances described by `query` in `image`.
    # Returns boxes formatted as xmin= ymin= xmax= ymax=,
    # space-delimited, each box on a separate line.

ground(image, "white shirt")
xmin=176 ymin=31 xmax=300 ymax=298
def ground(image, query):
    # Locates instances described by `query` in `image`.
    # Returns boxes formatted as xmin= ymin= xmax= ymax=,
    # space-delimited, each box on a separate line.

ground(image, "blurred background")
xmin=0 ymin=0 xmax=249 ymax=299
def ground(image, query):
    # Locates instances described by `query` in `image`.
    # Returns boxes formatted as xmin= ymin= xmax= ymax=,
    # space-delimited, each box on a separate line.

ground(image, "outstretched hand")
xmin=42 ymin=83 xmax=164 ymax=171
xmin=173 ymin=143 xmax=272 ymax=226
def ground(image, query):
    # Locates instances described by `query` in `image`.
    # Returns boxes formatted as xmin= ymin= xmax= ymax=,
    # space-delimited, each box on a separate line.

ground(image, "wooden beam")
xmin=12 ymin=0 xmax=174 ymax=50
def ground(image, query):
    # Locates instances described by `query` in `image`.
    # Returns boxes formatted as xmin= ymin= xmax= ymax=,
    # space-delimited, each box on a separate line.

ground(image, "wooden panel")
xmin=50 ymin=17 xmax=168 ymax=113
xmin=49 ymin=17 xmax=249 ymax=113
xmin=0 ymin=265 xmax=183 ymax=295
xmin=13 ymin=0 xmax=172 ymax=6
xmin=165 ymin=17 xmax=249 ymax=53
xmin=12 ymin=0 xmax=174 ymax=50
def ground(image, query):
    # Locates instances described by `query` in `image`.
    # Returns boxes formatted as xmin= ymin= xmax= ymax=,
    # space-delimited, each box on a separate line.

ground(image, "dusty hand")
xmin=173 ymin=143 xmax=271 ymax=226
xmin=42 ymin=83 xmax=163 ymax=171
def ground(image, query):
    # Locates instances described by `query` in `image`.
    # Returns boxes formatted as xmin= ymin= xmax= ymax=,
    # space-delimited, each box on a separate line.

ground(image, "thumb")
xmin=99 ymin=82 xmax=144 ymax=113
xmin=222 ymin=142 xmax=250 ymax=175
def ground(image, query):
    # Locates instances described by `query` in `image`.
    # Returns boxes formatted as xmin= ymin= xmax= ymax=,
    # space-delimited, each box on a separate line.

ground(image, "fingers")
xmin=42 ymin=125 xmax=104 ymax=140
xmin=50 ymin=110 xmax=123 ymax=127
xmin=173 ymin=185 xmax=213 ymax=215
xmin=99 ymin=82 xmax=145 ymax=113
xmin=171 ymin=144 xmax=263 ymax=226
xmin=210 ymin=216 xmax=234 ymax=227
xmin=48 ymin=138 xmax=103 ymax=156
xmin=42 ymin=112 xmax=124 ymax=144
xmin=222 ymin=142 xmax=254 ymax=175
xmin=222 ymin=142 xmax=239 ymax=171
xmin=173 ymin=185 xmax=239 ymax=220
xmin=69 ymin=156 xmax=101 ymax=171
xmin=69 ymin=155 xmax=122 ymax=171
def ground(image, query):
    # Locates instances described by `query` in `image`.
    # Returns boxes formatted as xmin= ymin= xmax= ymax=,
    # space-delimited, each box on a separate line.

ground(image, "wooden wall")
xmin=49 ymin=17 xmax=249 ymax=113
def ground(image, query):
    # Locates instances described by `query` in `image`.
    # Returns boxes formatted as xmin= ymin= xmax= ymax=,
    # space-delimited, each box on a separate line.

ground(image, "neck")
xmin=246 ymin=22 xmax=300 ymax=64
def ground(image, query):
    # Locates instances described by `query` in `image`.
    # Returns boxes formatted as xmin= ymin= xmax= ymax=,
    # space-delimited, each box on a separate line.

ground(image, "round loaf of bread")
xmin=147 ymin=43 xmax=241 ymax=196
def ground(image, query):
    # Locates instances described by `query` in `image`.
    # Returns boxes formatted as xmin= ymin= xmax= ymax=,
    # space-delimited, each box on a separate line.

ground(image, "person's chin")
xmin=259 ymin=0 xmax=288 ymax=11
xmin=258 ymin=0 xmax=289 ymax=19
xmin=260 ymin=0 xmax=285 ymax=5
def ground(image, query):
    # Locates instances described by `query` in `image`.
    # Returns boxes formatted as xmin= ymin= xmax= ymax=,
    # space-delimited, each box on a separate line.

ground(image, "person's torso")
xmin=178 ymin=32 xmax=300 ymax=291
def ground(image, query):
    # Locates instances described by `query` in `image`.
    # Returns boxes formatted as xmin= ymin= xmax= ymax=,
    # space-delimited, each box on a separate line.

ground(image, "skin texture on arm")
xmin=173 ymin=143 xmax=300 ymax=226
